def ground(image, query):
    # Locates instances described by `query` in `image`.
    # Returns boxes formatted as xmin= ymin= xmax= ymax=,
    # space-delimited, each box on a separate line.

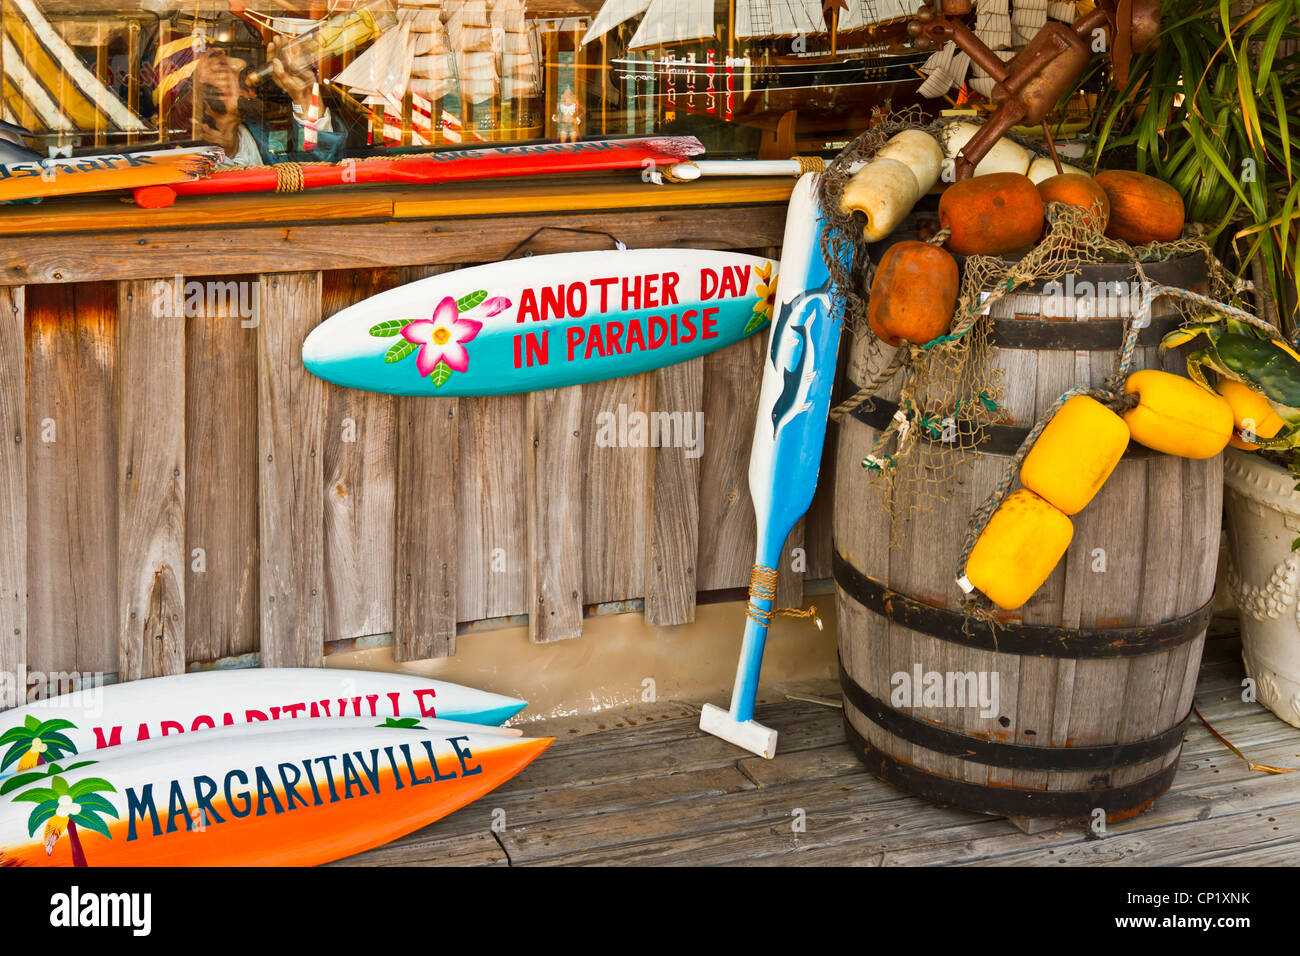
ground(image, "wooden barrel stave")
xmin=834 ymin=259 xmax=1220 ymax=821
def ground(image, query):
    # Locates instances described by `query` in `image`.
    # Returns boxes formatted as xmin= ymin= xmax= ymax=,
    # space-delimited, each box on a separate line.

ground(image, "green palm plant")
xmin=1085 ymin=0 xmax=1300 ymax=338
xmin=0 ymin=715 xmax=76 ymax=773
xmin=10 ymin=772 xmax=119 ymax=867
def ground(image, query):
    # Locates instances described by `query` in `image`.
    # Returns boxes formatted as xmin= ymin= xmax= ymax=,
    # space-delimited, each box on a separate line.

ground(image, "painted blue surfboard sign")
xmin=302 ymin=248 xmax=779 ymax=396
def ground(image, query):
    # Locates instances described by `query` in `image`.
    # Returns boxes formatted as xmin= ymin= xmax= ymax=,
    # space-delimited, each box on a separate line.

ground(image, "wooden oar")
xmin=699 ymin=172 xmax=842 ymax=759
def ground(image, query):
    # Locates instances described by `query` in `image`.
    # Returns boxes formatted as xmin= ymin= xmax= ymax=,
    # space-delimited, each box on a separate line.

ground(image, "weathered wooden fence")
xmin=0 ymin=198 xmax=837 ymax=694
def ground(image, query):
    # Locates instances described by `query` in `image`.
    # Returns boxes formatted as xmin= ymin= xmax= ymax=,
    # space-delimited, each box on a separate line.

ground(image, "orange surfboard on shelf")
xmin=0 ymin=146 xmax=223 ymax=203
xmin=0 ymin=719 xmax=551 ymax=867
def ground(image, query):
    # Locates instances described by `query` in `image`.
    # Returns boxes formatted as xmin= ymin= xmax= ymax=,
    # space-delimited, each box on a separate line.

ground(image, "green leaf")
xmin=71 ymin=811 xmax=112 ymax=840
xmin=73 ymin=793 xmax=117 ymax=817
xmin=0 ymin=771 xmax=49 ymax=796
xmin=69 ymin=777 xmax=116 ymax=797
xmin=34 ymin=719 xmax=76 ymax=734
xmin=42 ymin=732 xmax=74 ymax=752
xmin=1292 ymin=537 xmax=1300 ymax=552
xmin=12 ymin=787 xmax=58 ymax=804
xmin=57 ymin=760 xmax=97 ymax=774
xmin=50 ymin=775 xmax=68 ymax=796
xmin=26 ymin=804 xmax=56 ymax=837
xmin=455 ymin=290 xmax=488 ymax=312
xmin=742 ymin=310 xmax=770 ymax=335
xmin=430 ymin=360 xmax=453 ymax=388
xmin=23 ymin=715 xmax=38 ymax=731
xmin=385 ymin=340 xmax=416 ymax=364
xmin=379 ymin=717 xmax=423 ymax=729
xmin=1 ymin=740 xmax=27 ymax=770
xmin=368 ymin=319 xmax=406 ymax=337
xmin=0 ymin=726 xmax=32 ymax=746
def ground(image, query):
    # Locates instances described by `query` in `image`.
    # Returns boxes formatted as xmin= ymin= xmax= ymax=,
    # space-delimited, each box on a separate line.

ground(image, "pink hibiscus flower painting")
xmin=370 ymin=288 xmax=508 ymax=388
xmin=400 ymin=296 xmax=483 ymax=380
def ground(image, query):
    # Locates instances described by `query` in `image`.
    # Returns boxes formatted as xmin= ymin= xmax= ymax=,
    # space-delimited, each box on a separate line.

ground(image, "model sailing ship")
xmin=332 ymin=0 xmax=541 ymax=144
xmin=581 ymin=0 xmax=930 ymax=138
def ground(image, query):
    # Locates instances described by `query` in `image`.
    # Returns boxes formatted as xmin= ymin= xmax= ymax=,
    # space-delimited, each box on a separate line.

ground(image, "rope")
xmin=828 ymin=352 xmax=905 ymax=423
xmin=955 ymin=304 xmax=1146 ymax=602
xmin=794 ymin=155 xmax=826 ymax=176
xmin=1194 ymin=704 xmax=1299 ymax=774
xmin=745 ymin=565 xmax=823 ymax=630
xmin=275 ymin=162 xmax=305 ymax=193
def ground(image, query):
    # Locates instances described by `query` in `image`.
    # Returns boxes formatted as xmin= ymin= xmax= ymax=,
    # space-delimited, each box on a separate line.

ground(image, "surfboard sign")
xmin=301 ymin=248 xmax=778 ymax=396
xmin=1 ymin=669 xmax=526 ymax=775
xmin=0 ymin=721 xmax=551 ymax=866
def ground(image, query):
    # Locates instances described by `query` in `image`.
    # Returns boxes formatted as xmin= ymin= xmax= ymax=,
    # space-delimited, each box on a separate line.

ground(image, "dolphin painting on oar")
xmin=700 ymin=173 xmax=845 ymax=759
xmin=768 ymin=276 xmax=835 ymax=440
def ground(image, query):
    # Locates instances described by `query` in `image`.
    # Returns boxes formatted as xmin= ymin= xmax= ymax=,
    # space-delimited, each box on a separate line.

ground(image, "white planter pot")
xmin=1223 ymin=447 xmax=1300 ymax=728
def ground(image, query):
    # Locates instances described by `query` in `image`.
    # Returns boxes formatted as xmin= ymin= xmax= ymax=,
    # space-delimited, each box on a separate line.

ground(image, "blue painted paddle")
xmin=700 ymin=172 xmax=843 ymax=758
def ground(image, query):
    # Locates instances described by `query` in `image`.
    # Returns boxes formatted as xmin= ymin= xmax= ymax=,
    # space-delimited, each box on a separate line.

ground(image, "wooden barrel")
xmin=833 ymin=252 xmax=1220 ymax=822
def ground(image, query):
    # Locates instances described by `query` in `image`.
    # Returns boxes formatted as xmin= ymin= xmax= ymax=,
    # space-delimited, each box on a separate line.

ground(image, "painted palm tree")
xmin=0 ymin=716 xmax=76 ymax=773
xmin=11 ymin=773 xmax=118 ymax=866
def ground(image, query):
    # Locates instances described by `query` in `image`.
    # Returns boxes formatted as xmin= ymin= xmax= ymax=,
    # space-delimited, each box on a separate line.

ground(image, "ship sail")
xmin=332 ymin=17 xmax=415 ymax=101
xmin=836 ymin=0 xmax=916 ymax=31
xmin=734 ymin=0 xmax=823 ymax=38
xmin=445 ymin=0 xmax=500 ymax=102
xmin=627 ymin=0 xmax=715 ymax=49
xmin=581 ymin=0 xmax=652 ymax=45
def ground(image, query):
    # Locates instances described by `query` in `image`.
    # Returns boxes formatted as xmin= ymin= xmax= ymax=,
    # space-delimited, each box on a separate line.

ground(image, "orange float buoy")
xmin=867 ymin=241 xmax=958 ymax=347
xmin=938 ymin=172 xmax=1045 ymax=257
xmin=1093 ymin=169 xmax=1185 ymax=245
xmin=1035 ymin=173 xmax=1110 ymax=232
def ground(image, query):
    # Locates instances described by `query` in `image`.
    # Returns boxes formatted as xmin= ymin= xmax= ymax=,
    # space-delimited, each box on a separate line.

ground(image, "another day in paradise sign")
xmin=302 ymin=248 xmax=778 ymax=396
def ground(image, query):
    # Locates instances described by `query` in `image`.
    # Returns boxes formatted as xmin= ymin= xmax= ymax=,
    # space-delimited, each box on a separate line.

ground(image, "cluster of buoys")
xmin=964 ymin=372 xmax=1234 ymax=610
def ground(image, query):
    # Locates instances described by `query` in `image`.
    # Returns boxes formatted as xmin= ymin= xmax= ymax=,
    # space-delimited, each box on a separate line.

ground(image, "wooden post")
xmin=0 ymin=286 xmax=24 ymax=708
xmin=643 ymin=357 xmax=703 ymax=626
xmin=527 ymin=386 xmax=583 ymax=642
xmin=117 ymin=279 xmax=186 ymax=680
xmin=392 ymin=264 xmax=457 ymax=660
xmin=185 ymin=274 xmax=259 ymax=663
xmin=394 ymin=396 xmax=459 ymax=659
xmin=257 ymin=272 xmax=325 ymax=668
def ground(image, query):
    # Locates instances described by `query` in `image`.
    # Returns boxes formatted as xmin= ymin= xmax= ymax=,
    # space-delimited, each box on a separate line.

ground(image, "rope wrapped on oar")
xmin=744 ymin=565 xmax=822 ymax=630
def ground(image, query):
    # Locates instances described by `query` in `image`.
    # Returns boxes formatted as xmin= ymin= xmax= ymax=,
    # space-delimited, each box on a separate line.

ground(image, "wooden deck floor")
xmin=334 ymin=627 xmax=1300 ymax=866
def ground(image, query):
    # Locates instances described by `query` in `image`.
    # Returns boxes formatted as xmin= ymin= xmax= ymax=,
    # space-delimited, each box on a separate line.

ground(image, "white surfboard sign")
xmin=302 ymin=248 xmax=777 ymax=396
xmin=2 ymin=668 xmax=527 ymax=775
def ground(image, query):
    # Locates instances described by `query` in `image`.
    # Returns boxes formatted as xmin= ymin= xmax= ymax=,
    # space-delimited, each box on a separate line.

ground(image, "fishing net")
xmin=818 ymin=110 xmax=1240 ymax=546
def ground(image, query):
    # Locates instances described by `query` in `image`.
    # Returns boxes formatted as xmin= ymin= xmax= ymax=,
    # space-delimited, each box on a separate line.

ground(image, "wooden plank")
xmin=321 ymin=269 xmax=402 ymax=644
xmin=496 ymin=709 xmax=845 ymax=796
xmin=1 ymin=206 xmax=789 ymax=287
xmin=394 ymin=395 xmax=458 ymax=659
xmin=582 ymin=374 xmax=651 ymax=605
xmin=185 ymin=276 xmax=259 ymax=662
xmin=643 ymin=357 xmax=703 ymax=626
xmin=26 ymin=282 xmax=118 ymax=676
xmin=116 ymin=279 xmax=186 ymax=680
xmin=0 ymin=286 xmax=24 ymax=707
xmin=257 ymin=272 xmax=325 ymax=668
xmin=392 ymin=177 xmax=799 ymax=219
xmin=499 ymin=772 xmax=930 ymax=864
xmin=456 ymin=394 xmax=528 ymax=621
xmin=329 ymin=831 xmax=508 ymax=867
xmin=391 ymin=263 xmax=459 ymax=659
xmin=0 ymin=178 xmax=798 ymax=241
xmin=527 ymin=386 xmax=584 ymax=643
xmin=697 ymin=333 xmax=764 ymax=590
